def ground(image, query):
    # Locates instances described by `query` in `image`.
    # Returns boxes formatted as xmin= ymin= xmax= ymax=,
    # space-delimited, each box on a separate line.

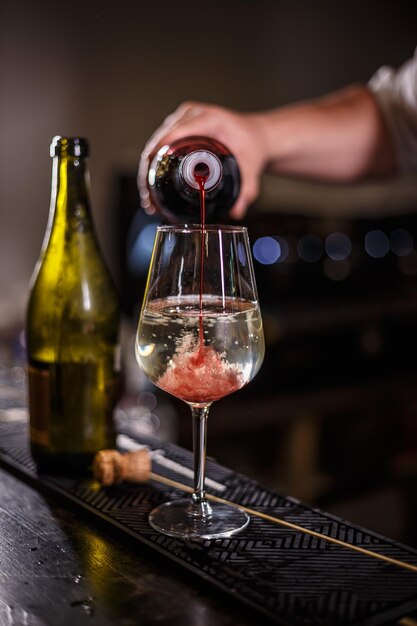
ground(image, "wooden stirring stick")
xmin=92 ymin=449 xmax=417 ymax=573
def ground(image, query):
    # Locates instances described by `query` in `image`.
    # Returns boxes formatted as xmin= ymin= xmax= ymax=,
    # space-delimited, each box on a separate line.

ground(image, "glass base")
xmin=149 ymin=499 xmax=250 ymax=540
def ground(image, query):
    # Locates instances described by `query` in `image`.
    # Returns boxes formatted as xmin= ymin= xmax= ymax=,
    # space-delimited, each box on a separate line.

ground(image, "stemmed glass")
xmin=135 ymin=225 xmax=264 ymax=540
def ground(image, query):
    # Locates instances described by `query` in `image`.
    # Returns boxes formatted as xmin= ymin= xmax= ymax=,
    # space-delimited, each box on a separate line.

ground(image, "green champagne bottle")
xmin=26 ymin=136 xmax=120 ymax=475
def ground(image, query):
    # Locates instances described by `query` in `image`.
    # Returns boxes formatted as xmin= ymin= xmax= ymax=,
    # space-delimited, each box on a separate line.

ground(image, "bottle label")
xmin=27 ymin=358 xmax=121 ymax=454
xmin=28 ymin=365 xmax=51 ymax=445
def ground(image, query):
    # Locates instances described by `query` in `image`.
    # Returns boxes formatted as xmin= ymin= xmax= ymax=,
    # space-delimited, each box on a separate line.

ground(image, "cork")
xmin=92 ymin=449 xmax=152 ymax=486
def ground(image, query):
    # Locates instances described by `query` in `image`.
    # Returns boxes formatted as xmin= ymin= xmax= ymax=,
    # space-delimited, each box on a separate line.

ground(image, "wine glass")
xmin=135 ymin=225 xmax=264 ymax=539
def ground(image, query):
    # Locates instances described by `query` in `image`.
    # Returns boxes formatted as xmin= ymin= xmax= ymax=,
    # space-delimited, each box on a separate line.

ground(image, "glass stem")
xmin=191 ymin=404 xmax=212 ymax=517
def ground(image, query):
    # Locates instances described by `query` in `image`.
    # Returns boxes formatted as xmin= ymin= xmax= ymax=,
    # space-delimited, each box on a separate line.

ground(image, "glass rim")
xmin=156 ymin=224 xmax=248 ymax=234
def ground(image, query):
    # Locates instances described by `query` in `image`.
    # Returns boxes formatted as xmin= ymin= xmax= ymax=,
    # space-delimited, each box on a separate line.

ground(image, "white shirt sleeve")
xmin=368 ymin=48 xmax=417 ymax=174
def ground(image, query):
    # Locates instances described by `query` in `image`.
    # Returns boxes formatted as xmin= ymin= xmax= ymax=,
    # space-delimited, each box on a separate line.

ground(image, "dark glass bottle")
xmin=26 ymin=136 xmax=120 ymax=476
xmin=147 ymin=136 xmax=240 ymax=223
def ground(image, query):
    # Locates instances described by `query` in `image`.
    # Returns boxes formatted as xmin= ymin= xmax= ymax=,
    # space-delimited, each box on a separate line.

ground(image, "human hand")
xmin=138 ymin=102 xmax=268 ymax=219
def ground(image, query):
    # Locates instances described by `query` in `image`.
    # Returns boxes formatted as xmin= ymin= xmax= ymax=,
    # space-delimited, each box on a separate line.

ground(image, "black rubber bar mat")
xmin=1 ymin=419 xmax=417 ymax=626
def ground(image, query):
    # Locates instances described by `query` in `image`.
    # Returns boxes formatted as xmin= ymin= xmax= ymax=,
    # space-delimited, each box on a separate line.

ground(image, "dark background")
xmin=2 ymin=1 xmax=417 ymax=546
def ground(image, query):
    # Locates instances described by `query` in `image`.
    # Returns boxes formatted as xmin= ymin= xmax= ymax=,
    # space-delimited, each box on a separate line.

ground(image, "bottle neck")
xmin=42 ymin=155 xmax=95 ymax=253
xmin=50 ymin=155 xmax=91 ymax=216
xmin=180 ymin=150 xmax=222 ymax=191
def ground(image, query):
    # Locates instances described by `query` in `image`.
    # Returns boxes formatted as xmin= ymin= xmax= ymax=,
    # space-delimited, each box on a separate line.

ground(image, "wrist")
xmin=247 ymin=108 xmax=298 ymax=174
xmin=244 ymin=112 xmax=275 ymax=172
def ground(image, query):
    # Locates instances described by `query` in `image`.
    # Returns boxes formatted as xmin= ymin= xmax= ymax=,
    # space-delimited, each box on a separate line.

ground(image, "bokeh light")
xmin=325 ymin=232 xmax=352 ymax=261
xmin=253 ymin=237 xmax=281 ymax=265
xmin=390 ymin=228 xmax=414 ymax=257
xmin=364 ymin=230 xmax=390 ymax=259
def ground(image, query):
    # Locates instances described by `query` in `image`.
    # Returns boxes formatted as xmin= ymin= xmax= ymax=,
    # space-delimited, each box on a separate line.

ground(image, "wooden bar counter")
xmin=0 ymin=464 xmax=261 ymax=626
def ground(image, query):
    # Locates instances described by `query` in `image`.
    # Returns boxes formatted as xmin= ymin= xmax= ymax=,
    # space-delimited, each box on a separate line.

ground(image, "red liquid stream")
xmin=194 ymin=162 xmax=209 ymax=349
xmin=157 ymin=161 xmax=244 ymax=403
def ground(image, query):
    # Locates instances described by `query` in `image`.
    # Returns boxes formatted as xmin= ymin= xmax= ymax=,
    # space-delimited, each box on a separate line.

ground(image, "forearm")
xmin=251 ymin=85 xmax=397 ymax=182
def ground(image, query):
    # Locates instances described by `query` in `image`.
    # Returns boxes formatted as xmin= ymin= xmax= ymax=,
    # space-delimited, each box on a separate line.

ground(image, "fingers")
xmin=229 ymin=176 xmax=260 ymax=220
xmin=145 ymin=102 xmax=211 ymax=155
xmin=138 ymin=101 xmax=262 ymax=219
